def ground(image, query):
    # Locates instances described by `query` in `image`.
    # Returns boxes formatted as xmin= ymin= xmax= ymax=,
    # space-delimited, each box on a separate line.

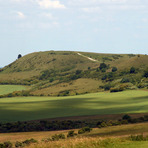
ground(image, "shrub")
xmin=99 ymin=63 xmax=107 ymax=70
xmin=0 ymin=144 xmax=5 ymax=148
xmin=130 ymin=67 xmax=136 ymax=73
xmin=101 ymin=68 xmax=106 ymax=72
xmin=122 ymin=114 xmax=131 ymax=120
xmin=121 ymin=120 xmax=128 ymax=124
xmin=104 ymin=84 xmax=111 ymax=91
xmin=67 ymin=130 xmax=77 ymax=137
xmin=58 ymin=134 xmax=66 ymax=139
xmin=98 ymin=122 xmax=107 ymax=128
xmin=112 ymin=67 xmax=117 ymax=72
xmin=143 ymin=69 xmax=148 ymax=78
xmin=22 ymin=138 xmax=37 ymax=146
xmin=102 ymin=74 xmax=107 ymax=80
xmin=3 ymin=141 xmax=12 ymax=148
xmin=76 ymin=70 xmax=82 ymax=75
xmin=78 ymin=127 xmax=92 ymax=134
xmin=120 ymin=78 xmax=130 ymax=83
xmin=51 ymin=134 xmax=65 ymax=141
xmin=51 ymin=134 xmax=60 ymax=141
xmin=15 ymin=141 xmax=24 ymax=147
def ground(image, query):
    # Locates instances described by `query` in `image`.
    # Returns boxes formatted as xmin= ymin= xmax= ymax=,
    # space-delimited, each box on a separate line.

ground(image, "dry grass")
xmin=0 ymin=122 xmax=148 ymax=144
xmin=32 ymin=78 xmax=103 ymax=96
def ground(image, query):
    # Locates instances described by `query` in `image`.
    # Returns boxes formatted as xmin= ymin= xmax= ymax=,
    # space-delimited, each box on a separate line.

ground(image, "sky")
xmin=0 ymin=0 xmax=148 ymax=67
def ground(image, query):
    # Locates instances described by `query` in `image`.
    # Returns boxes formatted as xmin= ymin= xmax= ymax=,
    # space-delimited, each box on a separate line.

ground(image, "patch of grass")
xmin=0 ymin=90 xmax=148 ymax=122
xmin=0 ymin=85 xmax=28 ymax=95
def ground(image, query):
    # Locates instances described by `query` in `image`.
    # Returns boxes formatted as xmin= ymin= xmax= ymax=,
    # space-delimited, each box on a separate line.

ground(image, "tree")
xmin=18 ymin=54 xmax=22 ymax=59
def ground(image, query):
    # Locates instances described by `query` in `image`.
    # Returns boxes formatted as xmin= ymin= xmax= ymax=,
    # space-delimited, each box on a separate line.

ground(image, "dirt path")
xmin=77 ymin=52 xmax=98 ymax=62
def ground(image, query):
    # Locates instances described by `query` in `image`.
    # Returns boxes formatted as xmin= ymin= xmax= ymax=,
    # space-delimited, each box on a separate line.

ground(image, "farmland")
xmin=0 ymin=90 xmax=148 ymax=122
xmin=0 ymin=85 xmax=28 ymax=95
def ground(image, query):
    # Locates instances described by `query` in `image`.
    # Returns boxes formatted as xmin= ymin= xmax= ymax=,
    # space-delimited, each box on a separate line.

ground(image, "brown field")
xmin=30 ymin=113 xmax=148 ymax=122
xmin=0 ymin=122 xmax=148 ymax=147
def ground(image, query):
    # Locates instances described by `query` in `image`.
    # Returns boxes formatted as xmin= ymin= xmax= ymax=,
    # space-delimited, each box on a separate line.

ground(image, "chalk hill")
xmin=0 ymin=51 xmax=147 ymax=96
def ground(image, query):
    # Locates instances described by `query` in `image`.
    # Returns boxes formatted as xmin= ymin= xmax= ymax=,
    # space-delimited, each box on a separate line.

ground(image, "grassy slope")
xmin=0 ymin=85 xmax=28 ymax=95
xmin=31 ymin=78 xmax=103 ymax=96
xmin=0 ymin=51 xmax=98 ymax=81
xmin=0 ymin=90 xmax=148 ymax=122
xmin=0 ymin=51 xmax=147 ymax=95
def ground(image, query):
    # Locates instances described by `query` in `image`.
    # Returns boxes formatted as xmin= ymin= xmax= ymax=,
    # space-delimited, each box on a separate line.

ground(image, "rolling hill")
xmin=0 ymin=51 xmax=147 ymax=96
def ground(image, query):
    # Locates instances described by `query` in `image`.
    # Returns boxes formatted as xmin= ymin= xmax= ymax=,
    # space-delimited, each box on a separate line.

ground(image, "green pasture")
xmin=0 ymin=90 xmax=148 ymax=122
xmin=0 ymin=85 xmax=27 ymax=95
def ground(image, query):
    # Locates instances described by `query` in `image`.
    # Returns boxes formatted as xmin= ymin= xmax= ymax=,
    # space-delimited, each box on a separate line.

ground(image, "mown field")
xmin=0 ymin=85 xmax=27 ymax=95
xmin=0 ymin=90 xmax=148 ymax=122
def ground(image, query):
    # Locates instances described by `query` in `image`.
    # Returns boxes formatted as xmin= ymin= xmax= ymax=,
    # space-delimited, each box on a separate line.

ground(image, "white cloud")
xmin=16 ymin=11 xmax=26 ymax=19
xmin=37 ymin=0 xmax=66 ymax=9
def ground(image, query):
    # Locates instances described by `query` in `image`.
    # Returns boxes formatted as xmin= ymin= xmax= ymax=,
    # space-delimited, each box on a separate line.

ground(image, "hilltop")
xmin=0 ymin=51 xmax=147 ymax=96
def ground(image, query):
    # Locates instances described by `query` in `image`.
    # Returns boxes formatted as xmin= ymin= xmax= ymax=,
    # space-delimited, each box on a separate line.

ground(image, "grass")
xmin=0 ymin=85 xmax=28 ymax=95
xmin=26 ymin=138 xmax=148 ymax=148
xmin=0 ymin=51 xmax=147 ymax=95
xmin=32 ymin=78 xmax=103 ymax=96
xmin=1 ymin=122 xmax=148 ymax=147
xmin=0 ymin=90 xmax=148 ymax=122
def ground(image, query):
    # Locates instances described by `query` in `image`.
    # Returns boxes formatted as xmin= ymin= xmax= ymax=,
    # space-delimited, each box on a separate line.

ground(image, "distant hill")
xmin=0 ymin=51 xmax=147 ymax=96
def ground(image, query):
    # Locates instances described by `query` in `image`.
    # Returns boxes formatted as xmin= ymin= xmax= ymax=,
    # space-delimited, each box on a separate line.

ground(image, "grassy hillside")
xmin=0 ymin=90 xmax=148 ymax=122
xmin=0 ymin=51 xmax=147 ymax=96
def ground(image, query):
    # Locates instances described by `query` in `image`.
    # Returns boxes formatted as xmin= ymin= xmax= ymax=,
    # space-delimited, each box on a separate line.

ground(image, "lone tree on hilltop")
xmin=18 ymin=54 xmax=22 ymax=59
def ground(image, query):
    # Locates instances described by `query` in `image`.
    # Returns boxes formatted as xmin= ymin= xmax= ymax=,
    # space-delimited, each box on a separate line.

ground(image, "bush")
xmin=15 ymin=141 xmax=24 ymax=147
xmin=122 ymin=114 xmax=131 ymax=120
xmin=0 ymin=144 xmax=5 ymax=148
xmin=22 ymin=138 xmax=37 ymax=146
xmin=78 ymin=127 xmax=92 ymax=134
xmin=52 ymin=134 xmax=65 ymax=141
xmin=67 ymin=130 xmax=77 ymax=137
xmin=112 ymin=67 xmax=117 ymax=72
xmin=130 ymin=67 xmax=136 ymax=73
xmin=104 ymin=84 xmax=111 ymax=91
xmin=98 ymin=122 xmax=107 ymax=128
xmin=99 ymin=63 xmax=107 ymax=70
xmin=3 ymin=141 xmax=12 ymax=148
xmin=102 ymin=74 xmax=107 ymax=80
xmin=143 ymin=69 xmax=148 ymax=78
xmin=120 ymin=78 xmax=130 ymax=83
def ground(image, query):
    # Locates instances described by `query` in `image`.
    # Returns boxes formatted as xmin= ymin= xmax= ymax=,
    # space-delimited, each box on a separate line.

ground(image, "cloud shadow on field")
xmin=0 ymin=95 xmax=148 ymax=122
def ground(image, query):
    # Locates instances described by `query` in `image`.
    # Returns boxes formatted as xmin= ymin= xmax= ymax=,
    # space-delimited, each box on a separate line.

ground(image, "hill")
xmin=0 ymin=51 xmax=147 ymax=96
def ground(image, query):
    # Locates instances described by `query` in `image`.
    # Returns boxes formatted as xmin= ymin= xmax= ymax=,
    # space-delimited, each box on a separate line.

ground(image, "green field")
xmin=0 ymin=90 xmax=148 ymax=122
xmin=0 ymin=85 xmax=27 ymax=95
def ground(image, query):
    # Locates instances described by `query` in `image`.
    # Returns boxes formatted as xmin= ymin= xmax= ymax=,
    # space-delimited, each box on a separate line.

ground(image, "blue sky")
xmin=0 ymin=0 xmax=148 ymax=67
